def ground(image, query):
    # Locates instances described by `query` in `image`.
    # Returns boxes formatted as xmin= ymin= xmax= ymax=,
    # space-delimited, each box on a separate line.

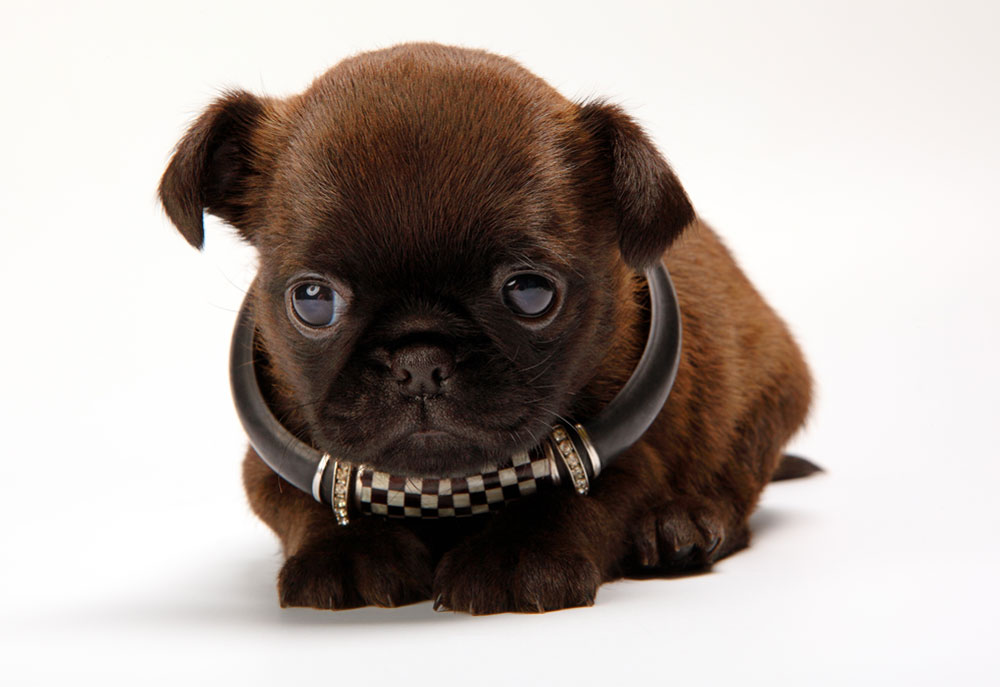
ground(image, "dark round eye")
xmin=290 ymin=282 xmax=339 ymax=327
xmin=501 ymin=273 xmax=556 ymax=318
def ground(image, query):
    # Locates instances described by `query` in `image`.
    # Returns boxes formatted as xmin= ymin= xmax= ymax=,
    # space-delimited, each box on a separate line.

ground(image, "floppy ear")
xmin=577 ymin=101 xmax=695 ymax=268
xmin=158 ymin=90 xmax=271 ymax=249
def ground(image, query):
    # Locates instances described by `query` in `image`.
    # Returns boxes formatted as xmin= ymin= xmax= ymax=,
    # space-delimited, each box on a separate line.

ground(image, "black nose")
xmin=390 ymin=344 xmax=454 ymax=397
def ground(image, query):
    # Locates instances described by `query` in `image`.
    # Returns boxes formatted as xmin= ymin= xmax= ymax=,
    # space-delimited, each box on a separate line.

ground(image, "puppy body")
xmin=161 ymin=44 xmax=812 ymax=613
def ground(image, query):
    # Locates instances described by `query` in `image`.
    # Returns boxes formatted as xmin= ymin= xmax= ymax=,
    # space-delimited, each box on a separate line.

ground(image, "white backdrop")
xmin=2 ymin=1 xmax=998 ymax=684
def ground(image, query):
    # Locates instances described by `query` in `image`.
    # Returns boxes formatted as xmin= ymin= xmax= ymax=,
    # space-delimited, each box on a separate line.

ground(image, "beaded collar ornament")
xmin=230 ymin=263 xmax=682 ymax=525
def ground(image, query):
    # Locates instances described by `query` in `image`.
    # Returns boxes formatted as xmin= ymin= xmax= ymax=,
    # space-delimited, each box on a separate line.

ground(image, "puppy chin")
xmin=377 ymin=436 xmax=500 ymax=477
xmin=317 ymin=427 xmax=533 ymax=478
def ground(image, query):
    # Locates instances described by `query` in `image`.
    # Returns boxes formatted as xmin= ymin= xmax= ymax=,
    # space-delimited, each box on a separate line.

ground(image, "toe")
xmin=657 ymin=506 xmax=702 ymax=555
xmin=631 ymin=514 xmax=660 ymax=567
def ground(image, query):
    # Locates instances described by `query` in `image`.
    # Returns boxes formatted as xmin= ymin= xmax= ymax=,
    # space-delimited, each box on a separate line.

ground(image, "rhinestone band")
xmin=573 ymin=422 xmax=603 ymax=480
xmin=551 ymin=425 xmax=590 ymax=495
xmin=331 ymin=460 xmax=353 ymax=526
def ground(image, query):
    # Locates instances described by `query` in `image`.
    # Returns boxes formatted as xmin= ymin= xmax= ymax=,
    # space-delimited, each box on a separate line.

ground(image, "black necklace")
xmin=229 ymin=263 xmax=681 ymax=525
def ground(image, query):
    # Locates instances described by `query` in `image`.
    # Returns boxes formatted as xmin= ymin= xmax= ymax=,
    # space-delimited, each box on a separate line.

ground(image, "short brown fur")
xmin=160 ymin=43 xmax=812 ymax=614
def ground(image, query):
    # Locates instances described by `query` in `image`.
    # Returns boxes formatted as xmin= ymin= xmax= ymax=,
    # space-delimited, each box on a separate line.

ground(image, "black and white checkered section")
xmin=356 ymin=448 xmax=553 ymax=518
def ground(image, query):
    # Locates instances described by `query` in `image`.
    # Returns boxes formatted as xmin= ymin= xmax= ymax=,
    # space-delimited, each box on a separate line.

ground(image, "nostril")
xmin=432 ymin=360 xmax=452 ymax=383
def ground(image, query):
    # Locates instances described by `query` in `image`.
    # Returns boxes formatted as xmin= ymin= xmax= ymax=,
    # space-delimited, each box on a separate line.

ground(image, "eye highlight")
xmin=289 ymin=281 xmax=339 ymax=328
xmin=501 ymin=273 xmax=556 ymax=318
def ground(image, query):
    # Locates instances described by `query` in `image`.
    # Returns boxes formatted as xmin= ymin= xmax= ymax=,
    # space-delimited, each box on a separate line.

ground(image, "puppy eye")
xmin=289 ymin=281 xmax=339 ymax=327
xmin=501 ymin=273 xmax=556 ymax=318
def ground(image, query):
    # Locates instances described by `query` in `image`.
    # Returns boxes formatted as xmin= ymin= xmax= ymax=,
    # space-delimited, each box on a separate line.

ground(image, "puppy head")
xmin=160 ymin=43 xmax=693 ymax=476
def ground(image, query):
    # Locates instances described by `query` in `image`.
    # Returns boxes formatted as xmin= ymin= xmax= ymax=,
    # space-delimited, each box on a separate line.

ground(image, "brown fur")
xmin=160 ymin=43 xmax=812 ymax=614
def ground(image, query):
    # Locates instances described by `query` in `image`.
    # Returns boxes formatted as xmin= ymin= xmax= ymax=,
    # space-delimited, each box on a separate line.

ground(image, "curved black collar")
xmin=229 ymin=262 xmax=681 ymax=518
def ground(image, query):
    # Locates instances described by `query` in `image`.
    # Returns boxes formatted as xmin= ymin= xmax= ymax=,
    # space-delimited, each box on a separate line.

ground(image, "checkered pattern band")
xmin=355 ymin=445 xmax=555 ymax=518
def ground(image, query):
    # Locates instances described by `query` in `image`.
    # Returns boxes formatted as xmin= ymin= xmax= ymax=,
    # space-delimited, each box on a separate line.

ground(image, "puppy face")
xmin=160 ymin=44 xmax=693 ymax=477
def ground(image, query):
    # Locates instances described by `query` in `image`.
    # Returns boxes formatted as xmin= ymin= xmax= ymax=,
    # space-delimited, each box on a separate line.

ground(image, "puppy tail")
xmin=770 ymin=453 xmax=824 ymax=481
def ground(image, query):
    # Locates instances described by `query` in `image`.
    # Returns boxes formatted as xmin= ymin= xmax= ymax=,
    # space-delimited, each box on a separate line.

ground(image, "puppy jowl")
xmin=160 ymin=43 xmax=816 ymax=615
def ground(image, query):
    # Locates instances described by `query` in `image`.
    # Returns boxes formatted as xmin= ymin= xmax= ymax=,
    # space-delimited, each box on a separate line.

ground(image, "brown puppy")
xmin=159 ymin=43 xmax=813 ymax=614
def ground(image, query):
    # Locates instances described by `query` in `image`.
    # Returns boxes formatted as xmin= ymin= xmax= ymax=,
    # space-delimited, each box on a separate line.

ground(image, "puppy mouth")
xmin=315 ymin=412 xmax=542 ymax=478
xmin=406 ymin=429 xmax=451 ymax=441
xmin=397 ymin=427 xmax=457 ymax=450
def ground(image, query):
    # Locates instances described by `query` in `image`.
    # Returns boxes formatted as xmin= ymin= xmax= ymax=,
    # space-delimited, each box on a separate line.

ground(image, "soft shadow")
xmin=34 ymin=507 xmax=813 ymax=630
xmin=749 ymin=505 xmax=796 ymax=539
xmin=43 ymin=549 xmax=473 ymax=631
xmin=623 ymin=565 xmax=717 ymax=581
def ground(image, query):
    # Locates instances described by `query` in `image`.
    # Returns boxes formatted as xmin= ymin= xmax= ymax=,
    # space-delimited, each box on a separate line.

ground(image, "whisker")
xmin=215 ymin=263 xmax=250 ymax=296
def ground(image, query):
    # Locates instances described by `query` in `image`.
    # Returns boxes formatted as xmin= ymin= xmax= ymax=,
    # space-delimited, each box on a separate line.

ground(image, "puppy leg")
xmin=628 ymin=382 xmax=809 ymax=573
xmin=243 ymin=449 xmax=434 ymax=610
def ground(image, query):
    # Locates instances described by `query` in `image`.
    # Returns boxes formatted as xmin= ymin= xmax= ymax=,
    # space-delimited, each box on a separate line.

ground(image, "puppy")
xmin=159 ymin=43 xmax=813 ymax=614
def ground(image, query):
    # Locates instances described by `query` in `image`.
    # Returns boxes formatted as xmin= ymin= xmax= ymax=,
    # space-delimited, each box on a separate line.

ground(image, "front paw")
xmin=629 ymin=500 xmax=744 ymax=572
xmin=278 ymin=525 xmax=433 ymax=610
xmin=433 ymin=532 xmax=601 ymax=615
